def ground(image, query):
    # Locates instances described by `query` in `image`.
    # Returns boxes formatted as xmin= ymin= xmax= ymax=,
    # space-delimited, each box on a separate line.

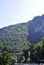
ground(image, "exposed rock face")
xmin=28 ymin=15 xmax=44 ymax=43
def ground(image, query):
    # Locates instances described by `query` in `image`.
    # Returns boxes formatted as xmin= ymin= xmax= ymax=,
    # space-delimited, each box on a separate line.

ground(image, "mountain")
xmin=0 ymin=15 xmax=44 ymax=53
xmin=28 ymin=15 xmax=44 ymax=43
xmin=0 ymin=23 xmax=29 ymax=53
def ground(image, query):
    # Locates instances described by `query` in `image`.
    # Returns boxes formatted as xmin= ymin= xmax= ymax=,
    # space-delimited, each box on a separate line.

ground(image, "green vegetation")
xmin=0 ymin=15 xmax=44 ymax=55
xmin=0 ymin=16 xmax=44 ymax=63
xmin=16 ymin=37 xmax=44 ymax=63
xmin=0 ymin=47 xmax=11 ymax=65
xmin=0 ymin=37 xmax=44 ymax=63
xmin=29 ymin=37 xmax=44 ymax=62
xmin=0 ymin=23 xmax=30 ymax=54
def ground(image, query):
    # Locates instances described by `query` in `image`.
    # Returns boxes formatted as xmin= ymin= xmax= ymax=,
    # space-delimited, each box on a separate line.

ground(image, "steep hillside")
xmin=0 ymin=15 xmax=44 ymax=53
xmin=28 ymin=15 xmax=44 ymax=43
xmin=0 ymin=23 xmax=30 ymax=53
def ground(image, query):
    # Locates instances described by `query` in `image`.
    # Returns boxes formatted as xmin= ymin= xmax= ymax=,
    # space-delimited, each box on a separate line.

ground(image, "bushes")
xmin=0 ymin=47 xmax=11 ymax=65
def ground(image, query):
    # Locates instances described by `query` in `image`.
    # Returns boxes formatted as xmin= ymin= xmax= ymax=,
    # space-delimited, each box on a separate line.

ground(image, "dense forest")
xmin=0 ymin=37 xmax=44 ymax=64
xmin=0 ymin=15 xmax=44 ymax=64
xmin=0 ymin=15 xmax=44 ymax=53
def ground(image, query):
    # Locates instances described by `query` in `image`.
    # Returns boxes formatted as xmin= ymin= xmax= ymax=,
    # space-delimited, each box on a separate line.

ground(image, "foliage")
xmin=29 ymin=37 xmax=44 ymax=62
xmin=0 ymin=23 xmax=30 ymax=54
xmin=0 ymin=47 xmax=11 ymax=65
xmin=0 ymin=15 xmax=44 ymax=54
xmin=11 ymin=55 xmax=17 ymax=63
xmin=22 ymin=49 xmax=29 ymax=62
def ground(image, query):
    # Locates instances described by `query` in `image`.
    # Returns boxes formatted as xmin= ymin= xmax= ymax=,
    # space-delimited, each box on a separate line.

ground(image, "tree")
xmin=23 ymin=49 xmax=28 ymax=62
xmin=0 ymin=47 xmax=11 ymax=65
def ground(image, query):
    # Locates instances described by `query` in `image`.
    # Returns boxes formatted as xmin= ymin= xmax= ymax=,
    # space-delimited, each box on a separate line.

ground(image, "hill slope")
xmin=28 ymin=15 xmax=44 ymax=43
xmin=0 ymin=15 xmax=44 ymax=53
xmin=0 ymin=23 xmax=29 ymax=53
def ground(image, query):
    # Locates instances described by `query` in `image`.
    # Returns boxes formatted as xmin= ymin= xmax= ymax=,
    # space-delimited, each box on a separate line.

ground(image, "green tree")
xmin=0 ymin=47 xmax=11 ymax=65
xmin=23 ymin=49 xmax=28 ymax=62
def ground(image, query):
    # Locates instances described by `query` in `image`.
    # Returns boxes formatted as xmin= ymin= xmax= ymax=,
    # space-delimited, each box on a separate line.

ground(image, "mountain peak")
xmin=28 ymin=14 xmax=44 ymax=43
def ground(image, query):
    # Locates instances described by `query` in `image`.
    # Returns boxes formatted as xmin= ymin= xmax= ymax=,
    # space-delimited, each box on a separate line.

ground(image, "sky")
xmin=0 ymin=0 xmax=44 ymax=28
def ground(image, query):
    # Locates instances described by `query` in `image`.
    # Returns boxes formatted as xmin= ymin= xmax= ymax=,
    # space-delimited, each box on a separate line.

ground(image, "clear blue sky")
xmin=0 ymin=0 xmax=44 ymax=28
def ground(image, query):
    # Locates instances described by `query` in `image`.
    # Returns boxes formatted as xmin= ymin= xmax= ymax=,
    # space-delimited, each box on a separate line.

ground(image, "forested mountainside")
xmin=0 ymin=15 xmax=44 ymax=53
xmin=0 ymin=23 xmax=29 ymax=53
xmin=28 ymin=15 xmax=44 ymax=43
